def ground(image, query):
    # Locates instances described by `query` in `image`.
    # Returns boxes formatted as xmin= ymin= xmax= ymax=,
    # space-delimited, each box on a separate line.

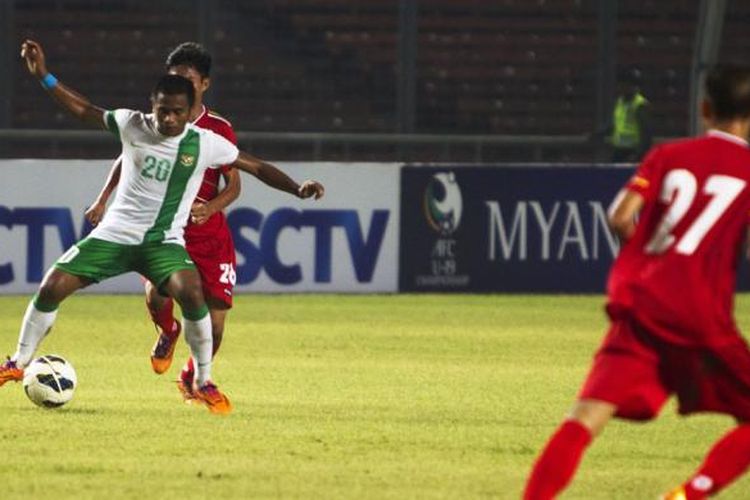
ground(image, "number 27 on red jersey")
xmin=644 ymin=170 xmax=746 ymax=255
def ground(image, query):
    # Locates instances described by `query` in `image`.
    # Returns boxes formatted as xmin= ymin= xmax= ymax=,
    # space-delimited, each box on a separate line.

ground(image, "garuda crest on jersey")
xmin=179 ymin=154 xmax=196 ymax=167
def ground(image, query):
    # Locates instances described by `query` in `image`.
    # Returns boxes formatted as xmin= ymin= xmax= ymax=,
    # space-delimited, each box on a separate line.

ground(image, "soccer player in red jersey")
xmin=524 ymin=66 xmax=750 ymax=499
xmin=86 ymin=43 xmax=241 ymax=399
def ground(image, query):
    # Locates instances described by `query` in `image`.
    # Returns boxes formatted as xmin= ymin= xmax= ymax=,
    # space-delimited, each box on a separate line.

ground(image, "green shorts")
xmin=54 ymin=237 xmax=196 ymax=288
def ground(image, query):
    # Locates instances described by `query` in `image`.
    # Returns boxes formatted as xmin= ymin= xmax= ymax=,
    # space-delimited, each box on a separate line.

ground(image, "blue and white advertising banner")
xmin=229 ymin=162 xmax=399 ymax=293
xmin=0 ymin=160 xmax=118 ymax=294
xmin=399 ymin=165 xmax=634 ymax=293
xmin=0 ymin=160 xmax=399 ymax=294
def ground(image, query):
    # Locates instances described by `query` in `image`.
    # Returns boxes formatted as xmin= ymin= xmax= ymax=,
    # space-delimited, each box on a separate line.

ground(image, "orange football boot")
xmin=660 ymin=486 xmax=689 ymax=500
xmin=0 ymin=358 xmax=24 ymax=386
xmin=194 ymin=381 xmax=232 ymax=415
xmin=150 ymin=322 xmax=181 ymax=374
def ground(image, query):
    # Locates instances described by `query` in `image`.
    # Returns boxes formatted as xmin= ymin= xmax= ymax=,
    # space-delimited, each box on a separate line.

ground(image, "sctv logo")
xmin=228 ymin=208 xmax=389 ymax=285
xmin=0 ymin=206 xmax=389 ymax=286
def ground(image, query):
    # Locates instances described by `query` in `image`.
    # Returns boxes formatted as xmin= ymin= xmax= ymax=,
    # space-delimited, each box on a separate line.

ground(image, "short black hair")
xmin=705 ymin=65 xmax=750 ymax=120
xmin=151 ymin=74 xmax=195 ymax=108
xmin=165 ymin=42 xmax=211 ymax=77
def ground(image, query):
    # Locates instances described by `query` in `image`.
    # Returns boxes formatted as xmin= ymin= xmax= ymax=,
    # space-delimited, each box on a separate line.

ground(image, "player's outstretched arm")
xmin=231 ymin=151 xmax=325 ymax=200
xmin=607 ymin=189 xmax=644 ymax=240
xmin=21 ymin=39 xmax=105 ymax=129
xmin=85 ymin=157 xmax=122 ymax=226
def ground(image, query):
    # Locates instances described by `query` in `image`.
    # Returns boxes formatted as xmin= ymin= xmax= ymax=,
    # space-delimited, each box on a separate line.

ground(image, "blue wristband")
xmin=40 ymin=73 xmax=58 ymax=90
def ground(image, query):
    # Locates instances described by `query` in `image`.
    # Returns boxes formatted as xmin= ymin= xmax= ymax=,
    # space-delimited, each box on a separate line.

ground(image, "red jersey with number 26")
xmin=607 ymin=130 xmax=750 ymax=348
xmin=185 ymin=106 xmax=237 ymax=241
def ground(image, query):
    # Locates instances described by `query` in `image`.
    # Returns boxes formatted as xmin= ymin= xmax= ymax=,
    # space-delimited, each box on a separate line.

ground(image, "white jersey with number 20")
xmin=90 ymin=109 xmax=239 ymax=246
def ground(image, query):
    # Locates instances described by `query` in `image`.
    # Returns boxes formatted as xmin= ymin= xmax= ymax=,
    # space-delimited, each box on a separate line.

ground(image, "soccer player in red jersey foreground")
xmin=0 ymin=40 xmax=324 ymax=415
xmin=86 ymin=42 xmax=241 ymax=400
xmin=524 ymin=66 xmax=750 ymax=499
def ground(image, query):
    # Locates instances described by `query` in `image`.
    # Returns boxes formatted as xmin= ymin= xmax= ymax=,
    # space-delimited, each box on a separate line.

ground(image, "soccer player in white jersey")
xmin=0 ymin=39 xmax=325 ymax=415
xmin=86 ymin=42 xmax=244 ymax=401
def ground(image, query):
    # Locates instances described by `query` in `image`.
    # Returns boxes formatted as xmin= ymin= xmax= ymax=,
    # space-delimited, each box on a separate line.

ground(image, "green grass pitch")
xmin=1 ymin=293 xmax=749 ymax=499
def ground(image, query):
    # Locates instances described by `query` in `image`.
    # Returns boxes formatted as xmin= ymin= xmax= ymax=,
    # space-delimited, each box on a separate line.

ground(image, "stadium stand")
xmin=720 ymin=1 xmax=750 ymax=73
xmin=271 ymin=0 xmax=598 ymax=135
xmin=617 ymin=0 xmax=696 ymax=137
xmin=10 ymin=0 xmax=196 ymax=156
xmin=3 ymin=0 xmax=708 ymax=159
xmin=13 ymin=0 xmax=196 ymax=126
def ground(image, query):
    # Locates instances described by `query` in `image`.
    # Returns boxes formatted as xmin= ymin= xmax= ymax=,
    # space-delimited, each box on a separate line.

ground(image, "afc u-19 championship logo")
xmin=423 ymin=172 xmax=463 ymax=235
xmin=416 ymin=171 xmax=469 ymax=288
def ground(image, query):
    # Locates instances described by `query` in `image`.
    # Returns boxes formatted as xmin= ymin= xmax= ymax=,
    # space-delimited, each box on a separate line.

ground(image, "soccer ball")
xmin=23 ymin=355 xmax=77 ymax=408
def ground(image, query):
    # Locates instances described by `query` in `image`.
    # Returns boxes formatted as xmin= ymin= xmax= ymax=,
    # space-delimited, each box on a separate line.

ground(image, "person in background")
xmin=594 ymin=69 xmax=653 ymax=162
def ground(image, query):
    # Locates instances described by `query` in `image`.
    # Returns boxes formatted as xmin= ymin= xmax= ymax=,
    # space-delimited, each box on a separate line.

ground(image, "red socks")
xmin=682 ymin=423 xmax=750 ymax=499
xmin=147 ymin=298 xmax=178 ymax=339
xmin=524 ymin=420 xmax=593 ymax=500
xmin=183 ymin=357 xmax=195 ymax=376
xmin=524 ymin=420 xmax=750 ymax=499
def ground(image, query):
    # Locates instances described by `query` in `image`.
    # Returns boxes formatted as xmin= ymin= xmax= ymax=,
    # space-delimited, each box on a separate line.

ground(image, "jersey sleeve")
xmin=217 ymin=121 xmax=237 ymax=145
xmin=215 ymin=122 xmax=237 ymax=174
xmin=103 ymin=109 xmax=136 ymax=140
xmin=624 ymin=146 xmax=662 ymax=201
xmin=207 ymin=132 xmax=239 ymax=169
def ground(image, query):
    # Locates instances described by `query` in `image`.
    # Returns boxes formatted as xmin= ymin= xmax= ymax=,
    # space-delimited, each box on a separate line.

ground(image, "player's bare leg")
xmin=661 ymin=419 xmax=750 ymax=499
xmin=524 ymin=399 xmax=616 ymax=500
xmin=567 ymin=399 xmax=617 ymax=436
xmin=1 ymin=269 xmax=90 ymax=386
xmin=162 ymin=269 xmax=231 ymax=414
xmin=145 ymin=280 xmax=181 ymax=374
xmin=177 ymin=299 xmax=227 ymax=401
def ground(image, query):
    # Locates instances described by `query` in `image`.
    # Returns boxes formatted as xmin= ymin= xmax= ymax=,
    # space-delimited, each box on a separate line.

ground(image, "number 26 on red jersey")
xmin=645 ymin=170 xmax=746 ymax=255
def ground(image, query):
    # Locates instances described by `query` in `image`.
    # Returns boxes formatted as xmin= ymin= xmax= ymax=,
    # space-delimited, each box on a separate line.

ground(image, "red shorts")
xmin=579 ymin=316 xmax=750 ymax=421
xmin=186 ymin=233 xmax=236 ymax=308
